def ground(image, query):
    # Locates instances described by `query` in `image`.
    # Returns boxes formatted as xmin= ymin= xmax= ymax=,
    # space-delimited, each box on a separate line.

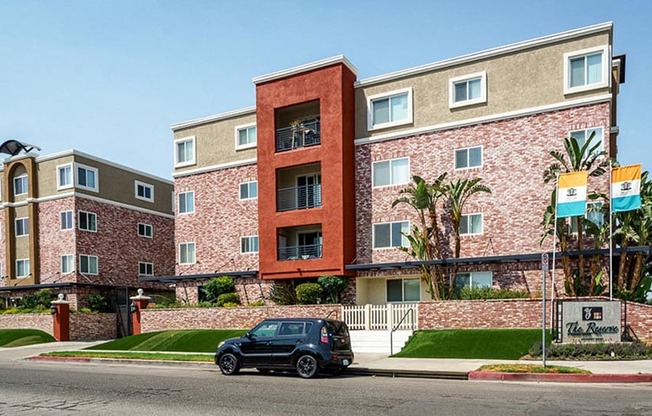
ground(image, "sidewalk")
xmin=9 ymin=342 xmax=652 ymax=383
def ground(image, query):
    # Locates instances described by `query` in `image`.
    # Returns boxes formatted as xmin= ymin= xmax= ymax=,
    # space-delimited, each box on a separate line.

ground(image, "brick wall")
xmin=70 ymin=313 xmax=116 ymax=341
xmin=0 ymin=313 xmax=52 ymax=335
xmin=418 ymin=299 xmax=543 ymax=329
xmin=624 ymin=301 xmax=652 ymax=342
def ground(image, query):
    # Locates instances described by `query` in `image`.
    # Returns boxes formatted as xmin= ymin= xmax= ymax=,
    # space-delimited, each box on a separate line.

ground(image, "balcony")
xmin=278 ymin=243 xmax=323 ymax=261
xmin=277 ymin=184 xmax=322 ymax=211
xmin=275 ymin=118 xmax=321 ymax=152
xmin=278 ymin=226 xmax=322 ymax=261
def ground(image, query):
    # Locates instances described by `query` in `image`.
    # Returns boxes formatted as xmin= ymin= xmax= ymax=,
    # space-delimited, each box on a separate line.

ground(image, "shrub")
xmin=269 ymin=282 xmax=297 ymax=305
xmin=296 ymin=283 xmax=323 ymax=305
xmin=74 ymin=307 xmax=93 ymax=314
xmin=18 ymin=289 xmax=56 ymax=310
xmin=455 ymin=286 xmax=530 ymax=300
xmin=88 ymin=294 xmax=110 ymax=312
xmin=202 ymin=276 xmax=235 ymax=303
xmin=248 ymin=300 xmax=266 ymax=307
xmin=529 ymin=341 xmax=652 ymax=360
xmin=317 ymin=275 xmax=348 ymax=303
xmin=198 ymin=301 xmax=214 ymax=308
xmin=222 ymin=302 xmax=240 ymax=308
xmin=2 ymin=307 xmax=20 ymax=315
xmin=151 ymin=301 xmax=189 ymax=309
xmin=216 ymin=292 xmax=240 ymax=307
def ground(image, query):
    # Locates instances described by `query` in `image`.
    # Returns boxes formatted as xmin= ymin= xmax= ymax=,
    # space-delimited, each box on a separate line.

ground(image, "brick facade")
xmin=70 ymin=313 xmax=116 ymax=341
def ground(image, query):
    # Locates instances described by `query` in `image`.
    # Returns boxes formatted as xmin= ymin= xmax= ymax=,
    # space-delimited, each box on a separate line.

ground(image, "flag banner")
xmin=557 ymin=171 xmax=588 ymax=218
xmin=612 ymin=164 xmax=642 ymax=212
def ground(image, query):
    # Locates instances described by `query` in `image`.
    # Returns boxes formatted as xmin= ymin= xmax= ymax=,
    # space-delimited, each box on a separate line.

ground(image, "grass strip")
xmin=0 ymin=329 xmax=56 ymax=348
xmin=42 ymin=350 xmax=214 ymax=362
xmin=478 ymin=364 xmax=591 ymax=374
xmin=86 ymin=329 xmax=246 ymax=352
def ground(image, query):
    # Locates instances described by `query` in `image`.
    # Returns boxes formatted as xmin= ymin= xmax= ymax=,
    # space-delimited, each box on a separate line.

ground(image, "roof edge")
xmin=252 ymin=55 xmax=358 ymax=85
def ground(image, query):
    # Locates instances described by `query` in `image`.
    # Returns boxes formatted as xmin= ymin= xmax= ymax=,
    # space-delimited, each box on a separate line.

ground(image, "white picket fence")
xmin=342 ymin=303 xmax=418 ymax=331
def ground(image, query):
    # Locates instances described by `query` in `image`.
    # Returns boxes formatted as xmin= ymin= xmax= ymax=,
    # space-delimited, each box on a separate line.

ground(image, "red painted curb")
xmin=468 ymin=371 xmax=652 ymax=383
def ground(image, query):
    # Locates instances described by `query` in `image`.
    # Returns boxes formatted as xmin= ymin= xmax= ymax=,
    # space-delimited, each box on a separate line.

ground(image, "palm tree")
xmin=444 ymin=178 xmax=491 ymax=298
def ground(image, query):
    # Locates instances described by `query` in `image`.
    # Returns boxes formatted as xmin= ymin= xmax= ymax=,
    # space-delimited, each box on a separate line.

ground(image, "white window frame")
xmin=454 ymin=146 xmax=483 ymax=170
xmin=61 ymin=254 xmax=74 ymax=275
xmin=75 ymin=163 xmax=99 ymax=192
xmin=60 ymin=211 xmax=74 ymax=230
xmin=134 ymin=180 xmax=155 ymax=202
xmin=235 ymin=123 xmax=257 ymax=151
xmin=372 ymin=220 xmax=410 ymax=249
xmin=16 ymin=259 xmax=30 ymax=278
xmin=79 ymin=254 xmax=98 ymax=275
xmin=239 ymin=181 xmax=258 ymax=200
xmin=137 ymin=223 xmax=153 ymax=238
xmin=178 ymin=191 xmax=194 ymax=214
xmin=174 ymin=136 xmax=196 ymax=168
xmin=78 ymin=210 xmax=98 ymax=232
xmin=14 ymin=217 xmax=28 ymax=237
xmin=449 ymin=71 xmax=487 ymax=109
xmin=569 ymin=126 xmax=604 ymax=155
xmin=386 ymin=277 xmax=421 ymax=303
xmin=454 ymin=271 xmax=493 ymax=289
xmin=240 ymin=235 xmax=259 ymax=254
xmin=179 ymin=242 xmax=196 ymax=265
xmin=569 ymin=201 xmax=604 ymax=234
xmin=563 ymin=45 xmax=610 ymax=95
xmin=367 ymin=87 xmax=413 ymax=131
xmin=460 ymin=213 xmax=483 ymax=236
xmin=56 ymin=163 xmax=73 ymax=190
xmin=138 ymin=261 xmax=154 ymax=276
xmin=372 ymin=157 xmax=410 ymax=188
xmin=13 ymin=175 xmax=28 ymax=196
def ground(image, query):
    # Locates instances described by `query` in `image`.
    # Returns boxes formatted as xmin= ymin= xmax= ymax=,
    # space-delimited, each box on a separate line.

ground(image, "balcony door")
xmin=296 ymin=174 xmax=321 ymax=209
xmin=297 ymin=231 xmax=322 ymax=258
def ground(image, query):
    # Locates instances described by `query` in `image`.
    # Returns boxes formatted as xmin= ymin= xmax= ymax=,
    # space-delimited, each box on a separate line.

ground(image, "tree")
xmin=392 ymin=174 xmax=447 ymax=299
xmin=444 ymin=178 xmax=491 ymax=298
xmin=541 ymin=134 xmax=610 ymax=296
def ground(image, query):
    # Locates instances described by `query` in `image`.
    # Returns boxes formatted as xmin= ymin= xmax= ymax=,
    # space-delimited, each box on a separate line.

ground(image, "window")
xmin=449 ymin=71 xmax=487 ymax=108
xmin=460 ymin=213 xmax=483 ymax=235
xmin=373 ymin=221 xmax=409 ymax=249
xmin=373 ymin=157 xmax=409 ymax=187
xmin=455 ymin=146 xmax=482 ymax=169
xmin=179 ymin=242 xmax=196 ymax=264
xmin=368 ymin=88 xmax=413 ymax=130
xmin=16 ymin=259 xmax=30 ymax=278
xmin=251 ymin=321 xmax=279 ymax=338
xmin=79 ymin=255 xmax=98 ymax=275
xmin=76 ymin=164 xmax=98 ymax=192
xmin=564 ymin=46 xmax=609 ymax=94
xmin=178 ymin=191 xmax=194 ymax=214
xmin=239 ymin=181 xmax=258 ymax=200
xmin=235 ymin=124 xmax=257 ymax=150
xmin=175 ymin=136 xmax=196 ymax=167
xmin=455 ymin=271 xmax=493 ymax=289
xmin=60 ymin=211 xmax=73 ymax=230
xmin=570 ymin=127 xmax=604 ymax=155
xmin=138 ymin=262 xmax=154 ymax=276
xmin=570 ymin=202 xmax=605 ymax=233
xmin=135 ymin=181 xmax=154 ymax=202
xmin=15 ymin=218 xmax=28 ymax=237
xmin=387 ymin=278 xmax=420 ymax=302
xmin=61 ymin=255 xmax=74 ymax=274
xmin=138 ymin=223 xmax=153 ymax=238
xmin=57 ymin=164 xmax=72 ymax=189
xmin=241 ymin=236 xmax=259 ymax=254
xmin=78 ymin=211 xmax=97 ymax=232
xmin=13 ymin=175 xmax=28 ymax=196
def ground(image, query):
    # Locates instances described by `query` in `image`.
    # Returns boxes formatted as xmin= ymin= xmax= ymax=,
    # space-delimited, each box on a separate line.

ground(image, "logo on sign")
xmin=583 ymin=306 xmax=603 ymax=321
xmin=621 ymin=182 xmax=632 ymax=192
xmin=566 ymin=188 xmax=577 ymax=197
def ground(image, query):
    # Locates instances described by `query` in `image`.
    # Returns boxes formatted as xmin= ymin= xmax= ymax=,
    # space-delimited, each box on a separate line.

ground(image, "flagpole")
xmin=550 ymin=176 xmax=559 ymax=329
xmin=609 ymin=163 xmax=613 ymax=301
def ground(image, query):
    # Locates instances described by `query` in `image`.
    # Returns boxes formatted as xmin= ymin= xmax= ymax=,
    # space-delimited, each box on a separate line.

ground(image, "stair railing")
xmin=390 ymin=308 xmax=414 ymax=356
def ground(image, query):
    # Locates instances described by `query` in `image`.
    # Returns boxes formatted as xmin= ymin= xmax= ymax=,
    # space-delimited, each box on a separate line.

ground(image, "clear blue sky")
xmin=1 ymin=1 xmax=650 ymax=180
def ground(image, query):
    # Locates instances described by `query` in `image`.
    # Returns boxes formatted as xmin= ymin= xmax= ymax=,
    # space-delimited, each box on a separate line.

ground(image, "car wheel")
xmin=296 ymin=355 xmax=319 ymax=379
xmin=218 ymin=353 xmax=240 ymax=375
xmin=257 ymin=368 xmax=271 ymax=374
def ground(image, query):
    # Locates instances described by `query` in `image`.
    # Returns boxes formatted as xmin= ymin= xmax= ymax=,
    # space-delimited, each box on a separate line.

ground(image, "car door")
xmin=239 ymin=320 xmax=279 ymax=366
xmin=270 ymin=322 xmax=309 ymax=366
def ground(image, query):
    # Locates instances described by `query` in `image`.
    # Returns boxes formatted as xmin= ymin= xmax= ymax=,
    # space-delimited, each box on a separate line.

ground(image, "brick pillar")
xmin=51 ymin=294 xmax=70 ymax=341
xmin=129 ymin=289 xmax=151 ymax=335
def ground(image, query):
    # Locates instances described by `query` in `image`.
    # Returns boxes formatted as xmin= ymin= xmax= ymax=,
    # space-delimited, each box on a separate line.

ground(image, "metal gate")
xmin=110 ymin=287 xmax=131 ymax=338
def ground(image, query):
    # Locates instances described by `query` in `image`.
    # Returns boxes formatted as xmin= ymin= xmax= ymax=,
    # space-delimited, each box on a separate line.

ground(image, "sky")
xmin=1 ymin=1 xmax=651 ymax=180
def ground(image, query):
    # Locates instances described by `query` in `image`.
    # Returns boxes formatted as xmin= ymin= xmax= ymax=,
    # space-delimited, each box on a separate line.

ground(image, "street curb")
xmin=347 ymin=367 xmax=468 ymax=380
xmin=26 ymin=356 xmax=214 ymax=368
xmin=468 ymin=371 xmax=652 ymax=383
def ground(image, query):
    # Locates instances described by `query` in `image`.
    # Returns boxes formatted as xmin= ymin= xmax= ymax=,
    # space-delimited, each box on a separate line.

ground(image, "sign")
xmin=541 ymin=253 xmax=549 ymax=273
xmin=560 ymin=301 xmax=621 ymax=343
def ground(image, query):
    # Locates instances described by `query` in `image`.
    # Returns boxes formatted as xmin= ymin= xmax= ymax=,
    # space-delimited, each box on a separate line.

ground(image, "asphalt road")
xmin=0 ymin=360 xmax=651 ymax=416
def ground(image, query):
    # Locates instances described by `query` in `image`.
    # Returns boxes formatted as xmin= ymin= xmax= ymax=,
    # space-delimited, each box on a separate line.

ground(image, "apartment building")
xmin=168 ymin=22 xmax=624 ymax=305
xmin=0 ymin=150 xmax=175 ymax=308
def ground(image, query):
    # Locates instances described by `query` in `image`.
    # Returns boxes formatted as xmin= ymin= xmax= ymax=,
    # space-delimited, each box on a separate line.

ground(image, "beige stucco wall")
xmin=36 ymin=155 xmax=75 ymax=197
xmin=277 ymin=163 xmax=321 ymax=189
xmin=356 ymin=275 xmax=428 ymax=304
xmin=355 ymin=32 xmax=611 ymax=138
xmin=173 ymin=111 xmax=257 ymax=174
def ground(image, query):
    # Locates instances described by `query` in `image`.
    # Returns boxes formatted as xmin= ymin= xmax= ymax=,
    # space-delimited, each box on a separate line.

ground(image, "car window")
xmin=251 ymin=321 xmax=279 ymax=337
xmin=278 ymin=322 xmax=305 ymax=336
xmin=327 ymin=320 xmax=349 ymax=337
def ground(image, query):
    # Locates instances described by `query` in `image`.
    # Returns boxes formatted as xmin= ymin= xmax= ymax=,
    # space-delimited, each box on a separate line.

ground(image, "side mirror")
xmin=245 ymin=332 xmax=253 ymax=339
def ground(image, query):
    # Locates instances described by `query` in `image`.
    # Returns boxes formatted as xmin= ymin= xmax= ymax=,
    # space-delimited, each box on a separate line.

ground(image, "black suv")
xmin=215 ymin=318 xmax=354 ymax=378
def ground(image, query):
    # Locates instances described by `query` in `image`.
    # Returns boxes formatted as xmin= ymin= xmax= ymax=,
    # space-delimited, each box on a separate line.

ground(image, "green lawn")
xmin=394 ymin=329 xmax=550 ymax=360
xmin=0 ymin=329 xmax=56 ymax=348
xmin=86 ymin=329 xmax=246 ymax=353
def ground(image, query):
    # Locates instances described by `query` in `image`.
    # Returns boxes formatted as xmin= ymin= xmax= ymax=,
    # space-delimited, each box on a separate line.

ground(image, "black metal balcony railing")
xmin=276 ymin=119 xmax=321 ymax=152
xmin=277 ymin=184 xmax=322 ymax=212
xmin=278 ymin=244 xmax=323 ymax=260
